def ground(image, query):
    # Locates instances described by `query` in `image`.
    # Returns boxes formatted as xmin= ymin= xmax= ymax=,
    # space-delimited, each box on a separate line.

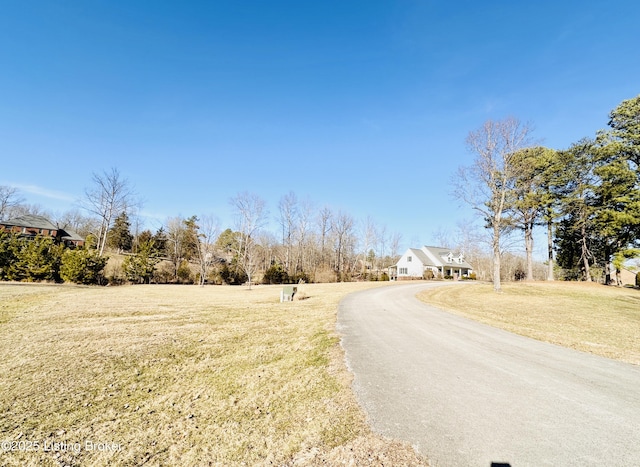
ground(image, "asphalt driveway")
xmin=337 ymin=282 xmax=640 ymax=467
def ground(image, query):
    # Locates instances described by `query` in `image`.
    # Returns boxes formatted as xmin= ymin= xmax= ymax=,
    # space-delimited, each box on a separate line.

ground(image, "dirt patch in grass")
xmin=0 ymin=282 xmax=428 ymax=466
xmin=418 ymin=281 xmax=640 ymax=365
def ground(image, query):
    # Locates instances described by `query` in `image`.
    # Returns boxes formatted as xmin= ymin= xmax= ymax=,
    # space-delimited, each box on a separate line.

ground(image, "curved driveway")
xmin=337 ymin=282 xmax=640 ymax=467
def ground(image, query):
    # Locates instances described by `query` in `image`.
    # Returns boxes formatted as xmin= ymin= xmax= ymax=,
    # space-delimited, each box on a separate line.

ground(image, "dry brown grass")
xmin=418 ymin=281 xmax=640 ymax=365
xmin=0 ymin=282 xmax=427 ymax=466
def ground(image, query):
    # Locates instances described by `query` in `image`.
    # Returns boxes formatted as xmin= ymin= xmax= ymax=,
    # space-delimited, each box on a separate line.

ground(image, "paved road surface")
xmin=337 ymin=283 xmax=640 ymax=467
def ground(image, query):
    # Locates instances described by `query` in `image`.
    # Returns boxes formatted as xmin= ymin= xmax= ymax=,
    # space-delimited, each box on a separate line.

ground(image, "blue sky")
xmin=2 ymin=1 xmax=639 ymax=254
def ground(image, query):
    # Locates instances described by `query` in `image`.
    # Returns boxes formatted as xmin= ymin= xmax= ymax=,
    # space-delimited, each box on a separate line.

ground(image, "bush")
xmin=122 ymin=241 xmax=160 ymax=284
xmin=636 ymin=272 xmax=640 ymax=288
xmin=423 ymin=269 xmax=435 ymax=280
xmin=153 ymin=262 xmax=174 ymax=284
xmin=263 ymin=263 xmax=290 ymax=284
xmin=218 ymin=263 xmax=247 ymax=285
xmin=60 ymin=248 xmax=108 ymax=285
xmin=0 ymin=231 xmax=19 ymax=280
xmin=290 ymin=271 xmax=310 ymax=284
xmin=176 ymin=260 xmax=193 ymax=284
xmin=6 ymin=236 xmax=64 ymax=282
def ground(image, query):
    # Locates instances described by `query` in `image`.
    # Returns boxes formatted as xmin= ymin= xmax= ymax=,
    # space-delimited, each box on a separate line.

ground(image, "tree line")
xmin=455 ymin=94 xmax=640 ymax=291
xmin=0 ymin=180 xmax=403 ymax=285
xmin=3 ymin=94 xmax=638 ymax=287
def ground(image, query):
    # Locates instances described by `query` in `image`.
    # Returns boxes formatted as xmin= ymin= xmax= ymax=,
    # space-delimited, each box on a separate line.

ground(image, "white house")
xmin=392 ymin=246 xmax=473 ymax=280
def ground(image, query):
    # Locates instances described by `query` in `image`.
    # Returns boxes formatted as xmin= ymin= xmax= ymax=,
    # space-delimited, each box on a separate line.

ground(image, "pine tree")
xmin=107 ymin=212 xmax=133 ymax=253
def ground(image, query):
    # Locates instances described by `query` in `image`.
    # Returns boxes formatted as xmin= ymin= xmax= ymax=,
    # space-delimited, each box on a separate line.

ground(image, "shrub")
xmin=176 ymin=260 xmax=193 ymax=284
xmin=6 ymin=236 xmax=64 ymax=282
xmin=263 ymin=263 xmax=290 ymax=284
xmin=290 ymin=271 xmax=311 ymax=284
xmin=122 ymin=241 xmax=160 ymax=284
xmin=0 ymin=231 xmax=19 ymax=280
xmin=218 ymin=263 xmax=247 ymax=285
xmin=60 ymin=248 xmax=108 ymax=285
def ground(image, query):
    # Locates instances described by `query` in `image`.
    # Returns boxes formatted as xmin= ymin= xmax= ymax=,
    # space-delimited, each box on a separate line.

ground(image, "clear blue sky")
xmin=2 ymin=1 xmax=639 ymax=254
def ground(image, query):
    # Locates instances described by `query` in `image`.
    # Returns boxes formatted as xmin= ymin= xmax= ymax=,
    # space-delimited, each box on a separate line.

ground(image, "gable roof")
xmin=1 ymin=214 xmax=58 ymax=231
xmin=422 ymin=245 xmax=473 ymax=269
xmin=408 ymin=247 xmax=431 ymax=265
xmin=398 ymin=246 xmax=473 ymax=270
xmin=60 ymin=228 xmax=85 ymax=242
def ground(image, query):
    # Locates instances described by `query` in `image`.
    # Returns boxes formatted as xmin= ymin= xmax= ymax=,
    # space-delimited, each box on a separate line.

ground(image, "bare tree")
xmin=317 ymin=206 xmax=333 ymax=269
xmin=332 ymin=211 xmax=355 ymax=281
xmin=361 ymin=216 xmax=378 ymax=275
xmin=0 ymin=186 xmax=24 ymax=220
xmin=82 ymin=168 xmax=138 ymax=256
xmin=376 ymin=223 xmax=388 ymax=273
xmin=191 ymin=215 xmax=221 ymax=286
xmin=432 ymin=226 xmax=454 ymax=249
xmin=165 ymin=216 xmax=188 ymax=280
xmin=389 ymin=231 xmax=402 ymax=260
xmin=294 ymin=197 xmax=314 ymax=276
xmin=54 ymin=209 xmax=98 ymax=239
xmin=277 ymin=191 xmax=298 ymax=274
xmin=454 ymin=117 xmax=534 ymax=291
xmin=229 ymin=192 xmax=269 ymax=288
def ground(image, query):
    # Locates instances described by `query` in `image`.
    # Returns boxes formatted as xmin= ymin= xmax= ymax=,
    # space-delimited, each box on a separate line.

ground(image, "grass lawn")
xmin=418 ymin=281 xmax=640 ymax=365
xmin=0 ymin=282 xmax=427 ymax=467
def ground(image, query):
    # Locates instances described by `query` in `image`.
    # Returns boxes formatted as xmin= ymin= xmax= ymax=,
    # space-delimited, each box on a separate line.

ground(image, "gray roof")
xmin=60 ymin=228 xmax=85 ymax=242
xmin=1 ymin=214 xmax=58 ymax=231
xmin=423 ymin=245 xmax=474 ymax=269
xmin=409 ymin=248 xmax=431 ymax=265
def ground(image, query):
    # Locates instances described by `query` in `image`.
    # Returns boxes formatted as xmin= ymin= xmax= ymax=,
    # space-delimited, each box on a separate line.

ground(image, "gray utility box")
xmin=280 ymin=286 xmax=297 ymax=302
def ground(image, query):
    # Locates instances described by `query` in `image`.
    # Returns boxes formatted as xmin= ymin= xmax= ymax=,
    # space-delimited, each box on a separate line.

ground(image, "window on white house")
xmin=407 ymin=256 xmax=412 ymax=262
xmin=399 ymin=267 xmax=408 ymax=274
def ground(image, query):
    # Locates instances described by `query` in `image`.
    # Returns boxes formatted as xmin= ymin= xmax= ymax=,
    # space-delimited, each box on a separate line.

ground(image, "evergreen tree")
xmin=510 ymin=146 xmax=557 ymax=281
xmin=60 ymin=247 xmax=108 ymax=285
xmin=107 ymin=212 xmax=133 ymax=253
xmin=586 ymin=95 xmax=640 ymax=283
xmin=6 ymin=236 xmax=64 ymax=282
xmin=607 ymin=94 xmax=640 ymax=167
xmin=122 ymin=240 xmax=160 ymax=284
xmin=555 ymin=139 xmax=600 ymax=281
xmin=152 ymin=227 xmax=167 ymax=256
xmin=0 ymin=231 xmax=19 ymax=280
xmin=135 ymin=229 xmax=153 ymax=253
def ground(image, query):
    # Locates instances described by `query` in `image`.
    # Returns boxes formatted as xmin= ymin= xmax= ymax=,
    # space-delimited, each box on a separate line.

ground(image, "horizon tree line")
xmin=2 ymin=94 xmax=638 ymax=286
xmin=0 ymin=179 xmax=405 ymax=285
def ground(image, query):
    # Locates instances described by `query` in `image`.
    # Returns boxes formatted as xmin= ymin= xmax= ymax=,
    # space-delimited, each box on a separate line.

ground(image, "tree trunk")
xmin=581 ymin=223 xmax=592 ymax=282
xmin=547 ymin=217 xmax=554 ymax=281
xmin=524 ymin=222 xmax=534 ymax=281
xmin=492 ymin=223 xmax=501 ymax=292
xmin=604 ymin=244 xmax=612 ymax=285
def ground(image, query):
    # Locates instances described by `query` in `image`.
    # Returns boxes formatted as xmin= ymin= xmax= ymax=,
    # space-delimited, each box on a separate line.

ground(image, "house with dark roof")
xmin=391 ymin=246 xmax=473 ymax=280
xmin=0 ymin=214 xmax=85 ymax=248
